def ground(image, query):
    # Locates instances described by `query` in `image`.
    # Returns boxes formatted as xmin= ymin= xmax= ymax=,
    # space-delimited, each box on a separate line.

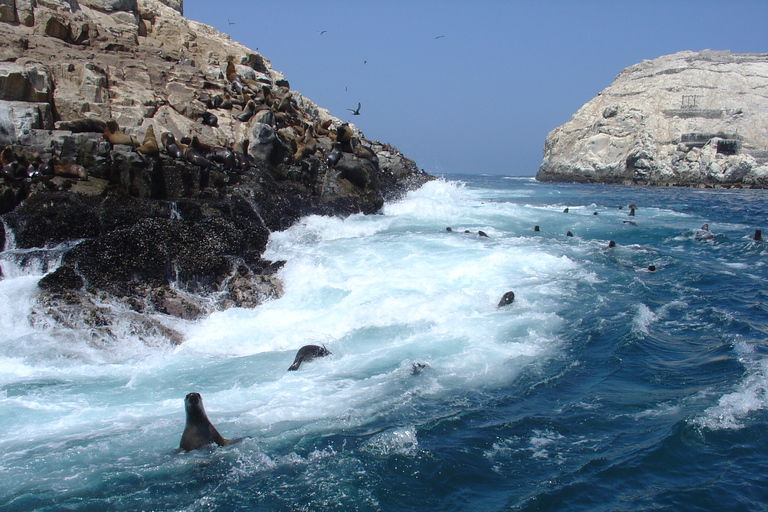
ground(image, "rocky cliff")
xmin=537 ymin=50 xmax=768 ymax=188
xmin=0 ymin=0 xmax=431 ymax=345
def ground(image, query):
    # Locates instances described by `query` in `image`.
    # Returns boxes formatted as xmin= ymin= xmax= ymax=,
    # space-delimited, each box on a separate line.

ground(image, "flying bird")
xmin=435 ymin=35 xmax=444 ymax=39
xmin=318 ymin=30 xmax=327 ymax=35
xmin=228 ymin=19 xmax=235 ymax=25
xmin=347 ymin=103 xmax=361 ymax=115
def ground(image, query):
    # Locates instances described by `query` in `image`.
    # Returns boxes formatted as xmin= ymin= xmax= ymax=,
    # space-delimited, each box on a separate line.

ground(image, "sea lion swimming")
xmin=755 ymin=229 xmax=763 ymax=241
xmin=478 ymin=230 xmax=489 ymax=238
xmin=288 ymin=344 xmax=331 ymax=371
xmin=497 ymin=291 xmax=515 ymax=308
xmin=179 ymin=392 xmax=229 ymax=451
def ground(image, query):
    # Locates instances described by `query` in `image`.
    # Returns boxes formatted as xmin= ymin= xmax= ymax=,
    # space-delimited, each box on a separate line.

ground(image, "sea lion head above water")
xmin=179 ymin=392 xmax=229 ymax=451
xmin=288 ymin=344 xmax=331 ymax=371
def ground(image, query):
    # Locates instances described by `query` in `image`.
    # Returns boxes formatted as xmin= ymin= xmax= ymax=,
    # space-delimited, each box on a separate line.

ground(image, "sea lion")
xmin=563 ymin=207 xmax=569 ymax=213
xmin=566 ymin=231 xmax=573 ymax=237
xmin=755 ymin=229 xmax=763 ymax=241
xmin=446 ymin=227 xmax=453 ymax=232
xmin=288 ymin=344 xmax=331 ymax=371
xmin=478 ymin=230 xmax=489 ymax=238
xmin=53 ymin=161 xmax=87 ymax=179
xmin=135 ymin=125 xmax=159 ymax=156
xmin=55 ymin=118 xmax=107 ymax=133
xmin=201 ymin=111 xmax=219 ymax=127
xmin=326 ymin=142 xmax=342 ymax=168
xmin=648 ymin=265 xmax=656 ymax=272
xmin=497 ymin=291 xmax=515 ymax=308
xmin=236 ymin=100 xmax=257 ymax=122
xmin=103 ymin=119 xmax=140 ymax=147
xmin=608 ymin=240 xmax=616 ymax=248
xmin=161 ymin=132 xmax=184 ymax=159
xmin=628 ymin=208 xmax=635 ymax=217
xmin=534 ymin=225 xmax=540 ymax=232
xmin=179 ymin=392 xmax=229 ymax=451
xmin=184 ymin=147 xmax=212 ymax=168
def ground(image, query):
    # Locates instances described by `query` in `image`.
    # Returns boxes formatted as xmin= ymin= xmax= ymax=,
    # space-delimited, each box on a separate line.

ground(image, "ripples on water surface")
xmin=0 ymin=175 xmax=767 ymax=511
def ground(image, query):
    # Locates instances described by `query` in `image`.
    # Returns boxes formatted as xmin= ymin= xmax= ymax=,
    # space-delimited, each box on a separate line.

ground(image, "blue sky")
xmin=184 ymin=1 xmax=768 ymax=176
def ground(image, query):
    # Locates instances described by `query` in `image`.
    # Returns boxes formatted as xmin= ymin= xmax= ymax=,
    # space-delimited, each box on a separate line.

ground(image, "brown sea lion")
xmin=53 ymin=160 xmax=87 ymax=180
xmin=179 ymin=392 xmax=229 ymax=451
xmin=104 ymin=120 xmax=139 ymax=147
xmin=135 ymin=125 xmax=159 ymax=156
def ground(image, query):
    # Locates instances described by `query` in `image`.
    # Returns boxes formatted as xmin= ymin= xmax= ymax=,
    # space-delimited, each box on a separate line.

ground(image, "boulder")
xmin=537 ymin=50 xmax=768 ymax=188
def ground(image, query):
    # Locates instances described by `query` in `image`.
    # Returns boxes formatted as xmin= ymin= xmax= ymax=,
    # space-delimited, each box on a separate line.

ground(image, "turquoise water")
xmin=0 ymin=175 xmax=767 ymax=511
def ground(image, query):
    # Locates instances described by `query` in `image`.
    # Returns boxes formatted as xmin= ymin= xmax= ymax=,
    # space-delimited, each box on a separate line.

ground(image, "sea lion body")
xmin=497 ymin=291 xmax=515 ymax=308
xmin=104 ymin=120 xmax=139 ymax=147
xmin=179 ymin=392 xmax=229 ymax=451
xmin=288 ymin=344 xmax=331 ymax=371
xmin=135 ymin=125 xmax=159 ymax=156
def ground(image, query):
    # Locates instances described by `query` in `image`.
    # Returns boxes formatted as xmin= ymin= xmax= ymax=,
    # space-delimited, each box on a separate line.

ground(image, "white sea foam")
xmin=632 ymin=303 xmax=658 ymax=335
xmin=693 ymin=341 xmax=768 ymax=430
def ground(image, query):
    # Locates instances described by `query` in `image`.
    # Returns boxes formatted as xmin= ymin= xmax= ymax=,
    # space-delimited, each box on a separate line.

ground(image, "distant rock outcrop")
xmin=537 ymin=50 xmax=768 ymax=188
xmin=0 ymin=0 xmax=431 ymax=345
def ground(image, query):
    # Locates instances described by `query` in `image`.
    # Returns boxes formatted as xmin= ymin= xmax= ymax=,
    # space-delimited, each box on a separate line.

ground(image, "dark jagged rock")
xmin=0 ymin=0 xmax=433 ymax=345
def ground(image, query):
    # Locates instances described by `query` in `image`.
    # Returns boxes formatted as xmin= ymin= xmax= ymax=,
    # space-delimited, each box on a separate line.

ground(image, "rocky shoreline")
xmin=537 ymin=50 xmax=768 ymax=188
xmin=0 ymin=0 xmax=432 ymax=344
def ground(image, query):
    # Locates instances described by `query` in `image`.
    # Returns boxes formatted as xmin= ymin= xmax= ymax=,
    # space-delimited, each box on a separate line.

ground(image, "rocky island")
xmin=0 ymin=0 xmax=431 ymax=344
xmin=537 ymin=50 xmax=768 ymax=188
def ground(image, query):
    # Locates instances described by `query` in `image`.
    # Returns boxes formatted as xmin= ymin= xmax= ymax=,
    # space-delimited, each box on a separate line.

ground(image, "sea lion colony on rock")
xmin=0 ymin=53 xmax=380 ymax=190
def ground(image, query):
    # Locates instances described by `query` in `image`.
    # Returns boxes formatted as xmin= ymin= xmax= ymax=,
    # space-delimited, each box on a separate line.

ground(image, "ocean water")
xmin=0 ymin=175 xmax=767 ymax=511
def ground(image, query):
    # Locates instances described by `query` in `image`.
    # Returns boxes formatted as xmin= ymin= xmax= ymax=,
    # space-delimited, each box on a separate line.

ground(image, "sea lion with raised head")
xmin=135 ymin=125 xmax=159 ymax=156
xmin=179 ymin=392 xmax=229 ymax=451
xmin=103 ymin=119 xmax=140 ymax=147
xmin=288 ymin=344 xmax=331 ymax=371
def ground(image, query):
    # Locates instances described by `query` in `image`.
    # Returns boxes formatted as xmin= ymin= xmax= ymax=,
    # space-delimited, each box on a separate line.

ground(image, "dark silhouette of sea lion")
xmin=628 ymin=208 xmax=635 ymax=217
xmin=534 ymin=225 xmax=540 ymax=232
xmin=161 ymin=132 xmax=184 ymax=159
xmin=648 ymin=265 xmax=656 ymax=272
xmin=563 ymin=207 xmax=569 ymax=213
xmin=288 ymin=345 xmax=331 ymax=371
xmin=179 ymin=392 xmax=229 ymax=451
xmin=753 ymin=229 xmax=762 ymax=241
xmin=326 ymin=143 xmax=342 ymax=168
xmin=497 ymin=291 xmax=515 ymax=308
xmin=608 ymin=240 xmax=616 ymax=248
xmin=478 ymin=230 xmax=489 ymax=238
xmin=446 ymin=227 xmax=452 ymax=232
xmin=566 ymin=231 xmax=573 ymax=237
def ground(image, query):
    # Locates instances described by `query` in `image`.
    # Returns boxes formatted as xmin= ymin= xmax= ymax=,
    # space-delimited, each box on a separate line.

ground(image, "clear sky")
xmin=184 ymin=0 xmax=768 ymax=176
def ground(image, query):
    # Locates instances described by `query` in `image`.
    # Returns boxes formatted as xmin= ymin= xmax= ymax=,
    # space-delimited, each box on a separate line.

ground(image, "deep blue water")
xmin=0 ymin=175 xmax=767 ymax=511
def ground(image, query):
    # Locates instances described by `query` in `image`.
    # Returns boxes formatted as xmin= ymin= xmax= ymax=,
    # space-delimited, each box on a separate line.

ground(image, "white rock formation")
xmin=537 ymin=50 xmax=768 ymax=188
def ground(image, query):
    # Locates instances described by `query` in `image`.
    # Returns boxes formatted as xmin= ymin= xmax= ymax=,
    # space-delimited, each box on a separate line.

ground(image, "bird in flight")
xmin=318 ymin=30 xmax=327 ymax=35
xmin=228 ymin=19 xmax=235 ymax=25
xmin=347 ymin=103 xmax=361 ymax=115
xmin=435 ymin=35 xmax=444 ymax=39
